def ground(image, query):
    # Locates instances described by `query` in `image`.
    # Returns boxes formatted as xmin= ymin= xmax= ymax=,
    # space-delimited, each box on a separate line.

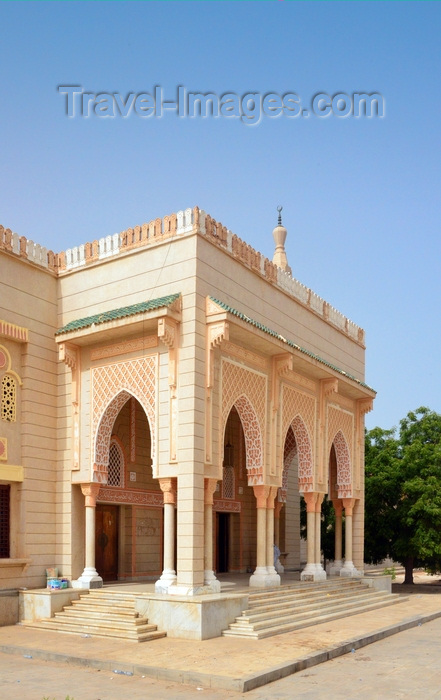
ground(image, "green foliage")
xmin=365 ymin=407 xmax=441 ymax=582
xmin=382 ymin=566 xmax=396 ymax=580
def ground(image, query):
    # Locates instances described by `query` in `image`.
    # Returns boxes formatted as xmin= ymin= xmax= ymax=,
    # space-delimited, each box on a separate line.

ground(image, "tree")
xmin=365 ymin=407 xmax=441 ymax=583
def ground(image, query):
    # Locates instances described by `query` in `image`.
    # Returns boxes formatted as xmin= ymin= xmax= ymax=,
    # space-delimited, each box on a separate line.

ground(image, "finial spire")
xmin=272 ymin=206 xmax=292 ymax=275
xmin=277 ymin=205 xmax=283 ymax=226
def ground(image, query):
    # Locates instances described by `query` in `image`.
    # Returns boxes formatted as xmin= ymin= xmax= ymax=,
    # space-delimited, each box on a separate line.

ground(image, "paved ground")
xmin=1 ymin=572 xmax=441 ymax=699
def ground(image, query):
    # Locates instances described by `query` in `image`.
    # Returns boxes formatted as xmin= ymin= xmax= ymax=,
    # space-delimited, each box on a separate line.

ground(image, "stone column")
xmin=155 ymin=478 xmax=177 ymax=593
xmin=329 ymin=499 xmax=343 ymax=576
xmin=72 ymin=483 xmax=103 ymax=589
xmin=249 ymin=484 xmax=270 ymax=588
xmin=203 ymin=478 xmax=221 ymax=592
xmin=265 ymin=487 xmax=281 ymax=586
xmin=341 ymin=497 xmax=360 ymax=577
xmin=314 ymin=493 xmax=326 ymax=580
xmin=274 ymin=500 xmax=283 ymax=548
xmin=301 ymin=491 xmax=317 ymax=580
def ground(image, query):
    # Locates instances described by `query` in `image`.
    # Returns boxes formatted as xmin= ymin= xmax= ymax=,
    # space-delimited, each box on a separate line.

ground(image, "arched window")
xmin=108 ymin=439 xmax=124 ymax=487
xmin=1 ymin=374 xmax=16 ymax=422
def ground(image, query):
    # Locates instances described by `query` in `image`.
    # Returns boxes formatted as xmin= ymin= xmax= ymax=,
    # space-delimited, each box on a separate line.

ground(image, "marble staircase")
xmin=23 ymin=590 xmax=166 ymax=643
xmin=222 ymin=578 xmax=405 ymax=639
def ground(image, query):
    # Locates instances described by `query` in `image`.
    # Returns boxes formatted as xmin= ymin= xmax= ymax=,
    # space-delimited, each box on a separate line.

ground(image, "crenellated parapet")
xmin=0 ymin=206 xmax=365 ymax=345
xmin=0 ymin=225 xmax=58 ymax=272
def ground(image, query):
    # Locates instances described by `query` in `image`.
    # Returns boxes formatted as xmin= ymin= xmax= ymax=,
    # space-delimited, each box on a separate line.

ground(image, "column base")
xmin=249 ymin=567 xmax=281 ymax=588
xmin=340 ymin=561 xmax=362 ymax=578
xmin=301 ymin=563 xmax=327 ymax=582
xmin=72 ymin=567 xmax=103 ymax=589
xmin=204 ymin=570 xmax=221 ymax=593
xmin=166 ymin=583 xmax=217 ymax=596
xmin=155 ymin=570 xmax=177 ymax=594
xmin=328 ymin=559 xmax=343 ymax=576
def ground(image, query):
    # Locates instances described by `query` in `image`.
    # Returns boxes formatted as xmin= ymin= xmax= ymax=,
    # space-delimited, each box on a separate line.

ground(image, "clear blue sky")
xmin=1 ymin=1 xmax=440 ymax=431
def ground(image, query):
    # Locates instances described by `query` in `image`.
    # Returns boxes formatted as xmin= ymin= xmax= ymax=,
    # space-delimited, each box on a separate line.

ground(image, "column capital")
xmin=204 ymin=478 xmax=218 ymax=505
xmin=315 ymin=493 xmax=324 ymax=513
xmin=80 ymin=482 xmax=100 ymax=507
xmin=342 ymin=497 xmax=356 ymax=516
xmin=274 ymin=501 xmax=284 ymax=518
xmin=332 ymin=498 xmax=344 ymax=517
xmin=159 ymin=477 xmax=177 ymax=505
xmin=266 ymin=486 xmax=278 ymax=509
xmin=303 ymin=491 xmax=318 ymax=512
xmin=253 ymin=484 xmax=270 ymax=508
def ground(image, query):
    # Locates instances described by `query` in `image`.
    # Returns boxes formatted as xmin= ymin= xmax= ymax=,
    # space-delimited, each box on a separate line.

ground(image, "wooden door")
xmin=95 ymin=504 xmax=118 ymax=581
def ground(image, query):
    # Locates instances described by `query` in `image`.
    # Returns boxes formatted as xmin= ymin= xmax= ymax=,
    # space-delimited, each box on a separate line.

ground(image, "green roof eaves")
xmin=56 ymin=293 xmax=181 ymax=336
xmin=209 ymin=297 xmax=375 ymax=393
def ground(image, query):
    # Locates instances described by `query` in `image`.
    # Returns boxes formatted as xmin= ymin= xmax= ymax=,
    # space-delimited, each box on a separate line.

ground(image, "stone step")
xmin=246 ymin=584 xmax=373 ymax=611
xmin=24 ymin=589 xmax=166 ymax=643
xmin=235 ymin=591 xmax=390 ymax=620
xmin=26 ymin=619 xmax=166 ymax=642
xmin=222 ymin=578 xmax=407 ymax=639
xmin=70 ymin=602 xmax=136 ymax=615
xmin=234 ymin=592 xmax=399 ymax=629
xmin=54 ymin=610 xmax=146 ymax=625
xmin=247 ymin=579 xmax=363 ymax=604
xmin=223 ymin=596 xmax=406 ymax=639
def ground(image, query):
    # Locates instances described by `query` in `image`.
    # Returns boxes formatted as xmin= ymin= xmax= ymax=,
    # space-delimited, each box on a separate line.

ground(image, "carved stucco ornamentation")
xmin=59 ymin=343 xmax=80 ymax=470
xmin=205 ymin=320 xmax=229 ymax=464
xmin=92 ymin=356 xmax=157 ymax=483
xmin=98 ymin=487 xmax=164 ymax=507
xmin=90 ymin=336 xmax=158 ymax=361
xmin=158 ymin=317 xmax=179 ymax=462
xmin=327 ymin=404 xmax=354 ymax=499
xmin=281 ymin=384 xmax=316 ymax=492
xmin=222 ymin=341 xmax=267 ymax=370
xmin=221 ymin=359 xmax=266 ymax=486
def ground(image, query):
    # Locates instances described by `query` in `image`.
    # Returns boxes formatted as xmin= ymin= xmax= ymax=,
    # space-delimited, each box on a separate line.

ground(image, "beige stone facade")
xmin=0 ymin=208 xmax=375 ymax=627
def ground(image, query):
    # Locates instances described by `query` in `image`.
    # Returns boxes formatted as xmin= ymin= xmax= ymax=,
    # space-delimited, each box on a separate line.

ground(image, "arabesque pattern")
xmin=280 ymin=427 xmax=297 ymax=501
xmin=281 ymin=385 xmax=315 ymax=491
xmin=327 ymin=405 xmax=354 ymax=497
xmin=221 ymin=360 xmax=266 ymax=485
xmin=92 ymin=357 xmax=156 ymax=480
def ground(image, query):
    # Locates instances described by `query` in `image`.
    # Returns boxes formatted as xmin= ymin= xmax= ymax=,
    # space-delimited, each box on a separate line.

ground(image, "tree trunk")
xmin=403 ymin=556 xmax=414 ymax=584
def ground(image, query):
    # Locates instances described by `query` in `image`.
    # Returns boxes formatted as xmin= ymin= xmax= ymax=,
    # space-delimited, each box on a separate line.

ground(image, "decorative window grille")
xmin=0 ymin=485 xmax=10 ymax=558
xmin=1 ymin=374 xmax=16 ymax=422
xmin=108 ymin=440 xmax=124 ymax=487
xmin=222 ymin=465 xmax=235 ymax=499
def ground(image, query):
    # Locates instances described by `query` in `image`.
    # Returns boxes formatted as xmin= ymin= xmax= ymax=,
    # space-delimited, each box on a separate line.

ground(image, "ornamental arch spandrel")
xmin=220 ymin=359 xmax=266 ymax=486
xmin=327 ymin=404 xmax=355 ymax=499
xmin=92 ymin=356 xmax=157 ymax=482
xmin=281 ymin=384 xmax=317 ymax=492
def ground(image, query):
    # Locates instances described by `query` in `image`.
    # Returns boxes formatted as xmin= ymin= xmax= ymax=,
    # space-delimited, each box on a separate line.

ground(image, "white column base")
xmin=155 ymin=569 xmax=177 ymax=594
xmin=340 ymin=561 xmax=362 ymax=577
xmin=204 ymin=570 xmax=221 ymax=593
xmin=166 ymin=583 xmax=217 ymax=596
xmin=72 ymin=567 xmax=103 ymax=589
xmin=328 ymin=559 xmax=343 ymax=576
xmin=301 ymin=563 xmax=327 ymax=582
xmin=249 ymin=567 xmax=281 ymax=588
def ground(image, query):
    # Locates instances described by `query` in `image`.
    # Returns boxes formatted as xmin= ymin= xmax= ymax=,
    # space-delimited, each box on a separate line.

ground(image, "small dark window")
xmin=0 ymin=484 xmax=10 ymax=558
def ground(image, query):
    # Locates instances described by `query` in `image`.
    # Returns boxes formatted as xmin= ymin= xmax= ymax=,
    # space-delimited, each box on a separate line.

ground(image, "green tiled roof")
xmin=210 ymin=297 xmax=375 ymax=393
xmin=56 ymin=293 xmax=181 ymax=336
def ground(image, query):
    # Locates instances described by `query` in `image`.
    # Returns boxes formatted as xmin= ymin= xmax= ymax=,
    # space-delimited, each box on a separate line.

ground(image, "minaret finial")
xmin=277 ymin=205 xmax=283 ymax=226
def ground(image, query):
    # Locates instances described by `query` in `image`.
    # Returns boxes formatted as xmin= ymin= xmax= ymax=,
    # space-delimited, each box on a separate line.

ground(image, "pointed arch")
xmin=283 ymin=414 xmax=314 ymax=493
xmin=279 ymin=426 xmax=297 ymax=502
xmin=91 ymin=357 xmax=157 ymax=482
xmin=93 ymin=390 xmax=154 ymax=483
xmin=223 ymin=393 xmax=264 ymax=486
xmin=332 ymin=429 xmax=352 ymax=498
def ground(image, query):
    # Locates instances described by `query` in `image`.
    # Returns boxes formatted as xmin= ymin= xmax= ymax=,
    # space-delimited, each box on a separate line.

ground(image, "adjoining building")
xmin=0 ymin=207 xmax=375 ymax=634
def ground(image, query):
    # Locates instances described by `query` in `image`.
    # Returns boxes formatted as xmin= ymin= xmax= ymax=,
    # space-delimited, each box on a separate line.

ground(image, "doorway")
xmin=95 ymin=504 xmax=119 ymax=581
xmin=216 ymin=512 xmax=230 ymax=573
